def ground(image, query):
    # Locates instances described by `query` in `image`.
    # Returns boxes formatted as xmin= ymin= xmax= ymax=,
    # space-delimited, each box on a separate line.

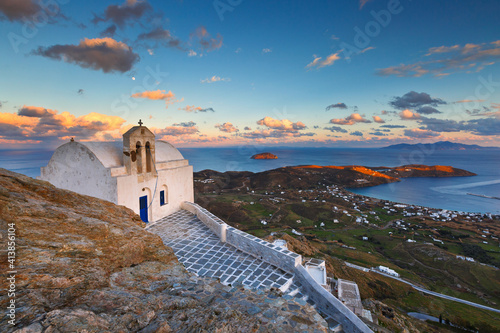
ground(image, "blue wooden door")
xmin=139 ymin=195 xmax=148 ymax=222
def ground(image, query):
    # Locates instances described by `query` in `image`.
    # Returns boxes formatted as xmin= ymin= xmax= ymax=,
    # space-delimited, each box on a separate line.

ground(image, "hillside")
xmin=194 ymin=164 xmax=475 ymax=193
xmin=382 ymin=141 xmax=499 ymax=150
xmin=0 ymin=168 xmax=328 ymax=332
xmin=194 ymin=166 xmax=500 ymax=332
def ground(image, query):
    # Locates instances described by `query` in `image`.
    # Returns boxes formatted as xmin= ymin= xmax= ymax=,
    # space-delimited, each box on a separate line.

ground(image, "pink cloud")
xmin=399 ymin=109 xmax=421 ymax=120
xmin=257 ymin=116 xmax=306 ymax=131
xmin=330 ymin=113 xmax=371 ymax=125
xmin=131 ymin=89 xmax=180 ymax=108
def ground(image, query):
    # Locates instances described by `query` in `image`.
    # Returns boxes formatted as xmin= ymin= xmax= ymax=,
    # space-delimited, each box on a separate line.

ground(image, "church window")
xmin=160 ymin=190 xmax=166 ymax=206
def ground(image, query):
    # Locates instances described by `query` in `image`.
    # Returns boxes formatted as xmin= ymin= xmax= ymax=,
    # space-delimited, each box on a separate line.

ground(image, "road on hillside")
xmin=371 ymin=269 xmax=500 ymax=314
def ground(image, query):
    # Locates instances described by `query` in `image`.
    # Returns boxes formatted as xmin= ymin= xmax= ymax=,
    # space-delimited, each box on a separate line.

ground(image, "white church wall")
xmin=155 ymin=165 xmax=194 ymax=220
xmin=115 ymin=164 xmax=193 ymax=222
xmin=39 ymin=142 xmax=118 ymax=203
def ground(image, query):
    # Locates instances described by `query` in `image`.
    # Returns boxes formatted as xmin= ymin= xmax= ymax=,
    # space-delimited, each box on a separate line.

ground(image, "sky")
xmin=0 ymin=0 xmax=499 ymax=149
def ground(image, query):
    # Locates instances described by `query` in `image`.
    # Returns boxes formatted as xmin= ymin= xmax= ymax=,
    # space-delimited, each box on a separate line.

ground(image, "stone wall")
xmin=294 ymin=265 xmax=372 ymax=333
xmin=182 ymin=201 xmax=373 ymax=332
xmin=225 ymin=226 xmax=302 ymax=274
xmin=181 ymin=202 xmax=227 ymax=242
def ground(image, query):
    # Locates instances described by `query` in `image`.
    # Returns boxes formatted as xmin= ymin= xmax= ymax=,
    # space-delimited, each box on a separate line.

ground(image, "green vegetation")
xmin=195 ymin=178 xmax=500 ymax=332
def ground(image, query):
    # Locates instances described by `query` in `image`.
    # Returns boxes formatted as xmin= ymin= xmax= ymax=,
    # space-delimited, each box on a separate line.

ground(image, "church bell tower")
xmin=123 ymin=120 xmax=156 ymax=181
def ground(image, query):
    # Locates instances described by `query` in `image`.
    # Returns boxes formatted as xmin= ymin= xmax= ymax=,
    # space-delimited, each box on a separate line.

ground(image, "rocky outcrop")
xmin=251 ymin=153 xmax=278 ymax=159
xmin=372 ymin=164 xmax=476 ymax=178
xmin=0 ymin=169 xmax=327 ymax=332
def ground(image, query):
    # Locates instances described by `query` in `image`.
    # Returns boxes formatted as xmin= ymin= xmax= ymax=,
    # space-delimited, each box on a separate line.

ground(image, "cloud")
xmin=199 ymin=107 xmax=215 ymax=113
xmin=178 ymin=105 xmax=215 ymax=113
xmin=190 ymin=26 xmax=223 ymax=52
xmin=372 ymin=116 xmax=385 ymax=123
xmin=0 ymin=0 xmax=40 ymax=22
xmin=241 ymin=129 xmax=315 ymax=139
xmin=455 ymin=99 xmax=486 ymax=104
xmin=215 ymin=122 xmax=239 ymax=133
xmin=404 ymin=128 xmax=440 ymax=138
xmin=172 ymin=121 xmax=196 ymax=127
xmin=262 ymin=48 xmax=272 ymax=53
xmin=156 ymin=124 xmax=199 ymax=136
xmin=257 ymin=116 xmax=306 ymax=131
xmin=381 ymin=124 xmax=406 ymax=129
xmin=326 ymin=103 xmax=347 ymax=111
xmin=389 ymin=91 xmax=446 ymax=110
xmin=324 ymin=126 xmax=348 ymax=133
xmin=244 ymin=126 xmax=251 ymax=131
xmin=306 ymin=52 xmax=341 ymax=69
xmin=418 ymin=117 xmax=500 ymax=136
xmin=463 ymin=118 xmax=500 ymax=136
xmin=188 ymin=50 xmax=197 ymax=57
xmin=201 ymin=75 xmax=230 ymax=84
xmin=33 ymin=37 xmax=139 ymax=73
xmin=377 ymin=40 xmax=500 ymax=77
xmin=399 ymin=109 xmax=421 ymax=120
xmin=100 ymin=24 xmax=117 ymax=37
xmin=381 ymin=110 xmax=397 ymax=115
xmin=416 ymin=106 xmax=442 ymax=114
xmin=330 ymin=113 xmax=371 ymax=125
xmin=131 ymin=89 xmax=180 ymax=108
xmin=369 ymin=131 xmax=387 ymax=136
xmin=18 ymin=105 xmax=56 ymax=117
xmin=137 ymin=27 xmax=182 ymax=49
xmin=350 ymin=131 xmax=364 ymax=136
xmin=92 ymin=0 xmax=152 ymax=28
xmin=77 ymin=89 xmax=84 ymax=95
xmin=0 ymin=106 xmax=125 ymax=144
xmin=360 ymin=46 xmax=375 ymax=54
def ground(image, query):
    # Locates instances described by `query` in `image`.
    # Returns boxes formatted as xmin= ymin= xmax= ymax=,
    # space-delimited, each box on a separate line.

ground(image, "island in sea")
xmin=382 ymin=140 xmax=500 ymax=150
xmin=251 ymin=152 xmax=278 ymax=159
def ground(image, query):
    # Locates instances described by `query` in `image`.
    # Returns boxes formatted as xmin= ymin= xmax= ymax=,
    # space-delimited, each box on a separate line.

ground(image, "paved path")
xmin=147 ymin=210 xmax=343 ymax=331
xmin=147 ymin=210 xmax=295 ymax=291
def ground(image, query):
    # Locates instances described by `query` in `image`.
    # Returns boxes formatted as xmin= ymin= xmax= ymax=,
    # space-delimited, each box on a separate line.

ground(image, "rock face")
xmin=251 ymin=153 xmax=278 ymax=160
xmin=0 ymin=168 xmax=327 ymax=332
xmin=372 ymin=164 xmax=476 ymax=178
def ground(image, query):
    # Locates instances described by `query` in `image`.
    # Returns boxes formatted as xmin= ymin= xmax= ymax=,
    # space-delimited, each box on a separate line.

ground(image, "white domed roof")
xmin=80 ymin=141 xmax=123 ymax=168
xmin=156 ymin=140 xmax=185 ymax=162
xmin=51 ymin=139 xmax=185 ymax=170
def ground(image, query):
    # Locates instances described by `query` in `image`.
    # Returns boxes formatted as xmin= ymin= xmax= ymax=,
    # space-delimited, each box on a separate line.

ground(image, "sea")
xmin=1 ymin=147 xmax=498 ymax=214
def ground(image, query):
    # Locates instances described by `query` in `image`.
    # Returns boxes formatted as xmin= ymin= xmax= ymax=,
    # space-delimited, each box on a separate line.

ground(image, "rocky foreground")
xmin=0 ymin=168 xmax=328 ymax=332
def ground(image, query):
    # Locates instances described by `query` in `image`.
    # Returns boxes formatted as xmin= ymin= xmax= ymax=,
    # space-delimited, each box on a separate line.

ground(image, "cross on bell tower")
xmin=138 ymin=119 xmax=143 ymax=126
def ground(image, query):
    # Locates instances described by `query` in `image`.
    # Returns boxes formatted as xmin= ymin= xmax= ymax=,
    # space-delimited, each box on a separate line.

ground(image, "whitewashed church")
xmin=39 ymin=121 xmax=193 ymax=222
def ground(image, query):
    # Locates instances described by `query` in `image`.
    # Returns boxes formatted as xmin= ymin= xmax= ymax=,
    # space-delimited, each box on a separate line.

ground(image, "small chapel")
xmin=39 ymin=121 xmax=194 ymax=222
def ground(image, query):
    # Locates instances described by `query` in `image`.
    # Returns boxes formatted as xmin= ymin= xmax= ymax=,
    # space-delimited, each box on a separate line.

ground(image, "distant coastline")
xmin=382 ymin=141 xmax=500 ymax=150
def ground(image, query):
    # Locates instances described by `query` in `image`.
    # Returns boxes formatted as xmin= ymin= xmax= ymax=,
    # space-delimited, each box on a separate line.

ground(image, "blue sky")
xmin=0 ymin=0 xmax=499 ymax=148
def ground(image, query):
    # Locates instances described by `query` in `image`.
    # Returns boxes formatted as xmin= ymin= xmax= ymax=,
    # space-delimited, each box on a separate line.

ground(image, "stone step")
xmin=278 ymin=276 xmax=294 ymax=293
xmin=287 ymin=288 xmax=301 ymax=297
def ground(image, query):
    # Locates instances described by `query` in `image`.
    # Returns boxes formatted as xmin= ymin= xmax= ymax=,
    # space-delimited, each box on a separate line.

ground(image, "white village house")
xmin=38 ymin=122 xmax=193 ymax=222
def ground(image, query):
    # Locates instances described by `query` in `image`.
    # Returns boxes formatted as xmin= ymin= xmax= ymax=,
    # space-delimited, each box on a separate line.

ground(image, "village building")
xmin=39 ymin=121 xmax=193 ymax=222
